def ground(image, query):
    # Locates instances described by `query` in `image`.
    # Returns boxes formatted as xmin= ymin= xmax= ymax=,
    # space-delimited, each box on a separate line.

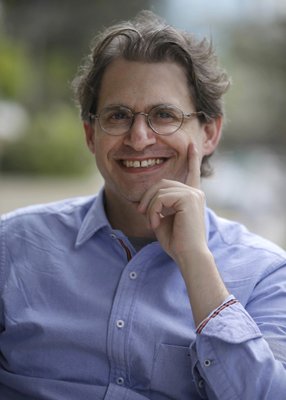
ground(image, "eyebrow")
xmin=99 ymin=103 xmax=183 ymax=112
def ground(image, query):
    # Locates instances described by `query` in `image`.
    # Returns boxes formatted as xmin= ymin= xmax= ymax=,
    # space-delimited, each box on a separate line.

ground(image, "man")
xmin=0 ymin=11 xmax=285 ymax=400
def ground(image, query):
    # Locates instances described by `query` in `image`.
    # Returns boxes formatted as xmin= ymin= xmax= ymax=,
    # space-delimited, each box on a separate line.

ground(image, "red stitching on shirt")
xmin=117 ymin=238 xmax=133 ymax=262
xmin=196 ymin=299 xmax=239 ymax=334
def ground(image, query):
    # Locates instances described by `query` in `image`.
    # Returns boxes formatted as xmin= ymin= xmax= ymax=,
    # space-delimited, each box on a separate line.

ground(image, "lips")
xmin=121 ymin=158 xmax=165 ymax=168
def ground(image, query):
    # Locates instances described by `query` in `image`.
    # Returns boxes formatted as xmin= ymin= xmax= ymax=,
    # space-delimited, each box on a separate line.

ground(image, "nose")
xmin=123 ymin=113 xmax=157 ymax=151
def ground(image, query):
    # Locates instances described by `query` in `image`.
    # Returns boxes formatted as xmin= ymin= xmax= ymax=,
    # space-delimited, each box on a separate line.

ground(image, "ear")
xmin=202 ymin=116 xmax=223 ymax=156
xmin=83 ymin=122 xmax=96 ymax=154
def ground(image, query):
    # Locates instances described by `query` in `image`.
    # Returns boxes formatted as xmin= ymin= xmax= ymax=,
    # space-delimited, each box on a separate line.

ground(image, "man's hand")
xmin=137 ymin=143 xmax=207 ymax=265
xmin=138 ymin=143 xmax=229 ymax=326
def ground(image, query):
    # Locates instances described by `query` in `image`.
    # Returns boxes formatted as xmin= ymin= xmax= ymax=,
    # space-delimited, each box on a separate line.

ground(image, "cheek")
xmin=182 ymin=126 xmax=205 ymax=152
xmin=172 ymin=129 xmax=204 ymax=170
xmin=172 ymin=128 xmax=197 ymax=154
xmin=93 ymin=135 xmax=120 ymax=166
xmin=93 ymin=138 xmax=105 ymax=163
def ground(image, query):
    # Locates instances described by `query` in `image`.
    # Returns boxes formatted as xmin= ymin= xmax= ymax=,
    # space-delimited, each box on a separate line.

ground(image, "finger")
xmin=138 ymin=180 xmax=184 ymax=214
xmin=147 ymin=192 xmax=179 ymax=229
xmin=185 ymin=143 xmax=201 ymax=189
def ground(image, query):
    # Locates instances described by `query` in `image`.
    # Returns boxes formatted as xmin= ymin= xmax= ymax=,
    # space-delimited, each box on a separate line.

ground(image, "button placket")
xmin=101 ymin=231 xmax=148 ymax=391
xmin=106 ymin=251 xmax=145 ymax=391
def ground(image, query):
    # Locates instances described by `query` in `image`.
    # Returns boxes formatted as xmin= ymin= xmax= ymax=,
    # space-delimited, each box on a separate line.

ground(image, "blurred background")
xmin=0 ymin=0 xmax=285 ymax=248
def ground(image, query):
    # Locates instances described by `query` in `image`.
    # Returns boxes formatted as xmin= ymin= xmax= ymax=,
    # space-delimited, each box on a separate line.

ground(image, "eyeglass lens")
xmin=98 ymin=105 xmax=184 ymax=135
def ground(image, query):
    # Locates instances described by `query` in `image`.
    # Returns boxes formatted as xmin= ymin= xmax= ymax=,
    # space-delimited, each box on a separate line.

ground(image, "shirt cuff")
xmin=196 ymin=295 xmax=239 ymax=334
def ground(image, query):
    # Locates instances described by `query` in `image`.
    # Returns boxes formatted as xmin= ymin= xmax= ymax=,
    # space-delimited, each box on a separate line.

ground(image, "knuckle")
xmin=187 ymin=187 xmax=205 ymax=201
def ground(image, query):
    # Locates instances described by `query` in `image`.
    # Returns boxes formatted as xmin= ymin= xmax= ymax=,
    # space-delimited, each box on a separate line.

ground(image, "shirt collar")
xmin=75 ymin=188 xmax=110 ymax=248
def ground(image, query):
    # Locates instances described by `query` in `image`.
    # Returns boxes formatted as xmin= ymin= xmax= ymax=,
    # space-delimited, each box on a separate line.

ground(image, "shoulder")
xmin=207 ymin=208 xmax=286 ymax=274
xmin=1 ymin=195 xmax=95 ymax=220
xmin=0 ymin=195 xmax=96 ymax=239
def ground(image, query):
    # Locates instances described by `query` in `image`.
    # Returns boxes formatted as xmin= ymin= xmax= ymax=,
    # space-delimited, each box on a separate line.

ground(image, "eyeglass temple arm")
xmin=185 ymin=111 xmax=210 ymax=120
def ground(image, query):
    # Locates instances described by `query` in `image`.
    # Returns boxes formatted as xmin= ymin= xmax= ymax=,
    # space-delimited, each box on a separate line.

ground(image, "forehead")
xmin=97 ymin=58 xmax=193 ymax=110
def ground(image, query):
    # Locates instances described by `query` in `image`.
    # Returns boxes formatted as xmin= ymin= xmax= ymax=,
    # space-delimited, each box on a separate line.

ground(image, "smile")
xmin=121 ymin=159 xmax=165 ymax=168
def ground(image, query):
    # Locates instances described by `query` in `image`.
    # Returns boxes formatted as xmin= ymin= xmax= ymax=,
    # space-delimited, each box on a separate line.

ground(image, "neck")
xmin=104 ymin=190 xmax=156 ymax=239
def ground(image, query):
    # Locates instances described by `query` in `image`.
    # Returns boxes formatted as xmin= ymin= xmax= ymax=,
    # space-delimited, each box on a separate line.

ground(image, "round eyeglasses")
xmin=88 ymin=104 xmax=204 ymax=136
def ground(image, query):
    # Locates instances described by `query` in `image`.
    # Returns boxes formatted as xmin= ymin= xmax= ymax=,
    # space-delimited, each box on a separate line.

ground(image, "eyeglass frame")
xmin=88 ymin=104 xmax=206 ymax=136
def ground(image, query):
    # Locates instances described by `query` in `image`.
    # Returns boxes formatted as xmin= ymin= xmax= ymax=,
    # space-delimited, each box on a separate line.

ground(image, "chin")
xmin=121 ymin=190 xmax=145 ymax=204
xmin=105 ymin=183 xmax=146 ymax=206
xmin=114 ymin=180 xmax=153 ymax=203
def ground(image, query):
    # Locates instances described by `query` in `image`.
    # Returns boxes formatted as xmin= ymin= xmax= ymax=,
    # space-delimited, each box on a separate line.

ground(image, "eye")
xmin=101 ymin=107 xmax=132 ymax=125
xmin=110 ymin=111 xmax=130 ymax=121
xmin=158 ymin=111 xmax=173 ymax=119
xmin=151 ymin=106 xmax=181 ymax=124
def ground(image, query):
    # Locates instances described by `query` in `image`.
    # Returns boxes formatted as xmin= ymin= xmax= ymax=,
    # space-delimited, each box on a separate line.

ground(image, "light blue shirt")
xmin=0 ymin=189 xmax=286 ymax=399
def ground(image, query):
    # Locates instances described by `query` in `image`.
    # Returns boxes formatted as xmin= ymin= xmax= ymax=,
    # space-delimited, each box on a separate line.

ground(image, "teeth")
xmin=141 ymin=160 xmax=148 ymax=167
xmin=122 ymin=159 xmax=164 ymax=168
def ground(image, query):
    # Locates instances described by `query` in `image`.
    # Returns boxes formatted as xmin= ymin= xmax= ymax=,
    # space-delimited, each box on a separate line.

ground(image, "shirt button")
xmin=116 ymin=319 xmax=125 ymax=328
xmin=110 ymin=233 xmax=116 ymax=239
xmin=204 ymin=359 xmax=212 ymax=367
xmin=198 ymin=379 xmax=204 ymax=388
xmin=116 ymin=377 xmax=124 ymax=385
xmin=129 ymin=271 xmax=137 ymax=280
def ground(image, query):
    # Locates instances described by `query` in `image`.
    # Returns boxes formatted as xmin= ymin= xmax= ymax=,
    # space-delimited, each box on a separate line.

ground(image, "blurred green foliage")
xmin=0 ymin=36 xmax=32 ymax=99
xmin=1 ymin=103 xmax=92 ymax=176
xmin=0 ymin=31 xmax=93 ymax=176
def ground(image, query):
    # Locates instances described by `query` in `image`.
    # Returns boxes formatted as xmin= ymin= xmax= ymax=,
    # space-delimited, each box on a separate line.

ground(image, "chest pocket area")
xmin=150 ymin=344 xmax=198 ymax=399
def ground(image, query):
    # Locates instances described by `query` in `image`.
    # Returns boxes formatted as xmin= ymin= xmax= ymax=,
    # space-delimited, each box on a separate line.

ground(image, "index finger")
xmin=185 ymin=143 xmax=201 ymax=188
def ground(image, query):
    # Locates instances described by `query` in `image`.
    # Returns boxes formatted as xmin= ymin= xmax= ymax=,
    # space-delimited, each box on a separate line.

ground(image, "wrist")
xmin=175 ymin=245 xmax=212 ymax=273
xmin=175 ymin=247 xmax=229 ymax=326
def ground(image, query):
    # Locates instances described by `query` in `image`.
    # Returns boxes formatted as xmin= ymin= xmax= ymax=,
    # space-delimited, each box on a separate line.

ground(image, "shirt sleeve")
xmin=196 ymin=295 xmax=239 ymax=334
xmin=189 ymin=262 xmax=286 ymax=400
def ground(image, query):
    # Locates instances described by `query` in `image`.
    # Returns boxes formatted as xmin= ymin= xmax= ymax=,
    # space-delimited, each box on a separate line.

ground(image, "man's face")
xmin=84 ymin=59 xmax=221 ymax=206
